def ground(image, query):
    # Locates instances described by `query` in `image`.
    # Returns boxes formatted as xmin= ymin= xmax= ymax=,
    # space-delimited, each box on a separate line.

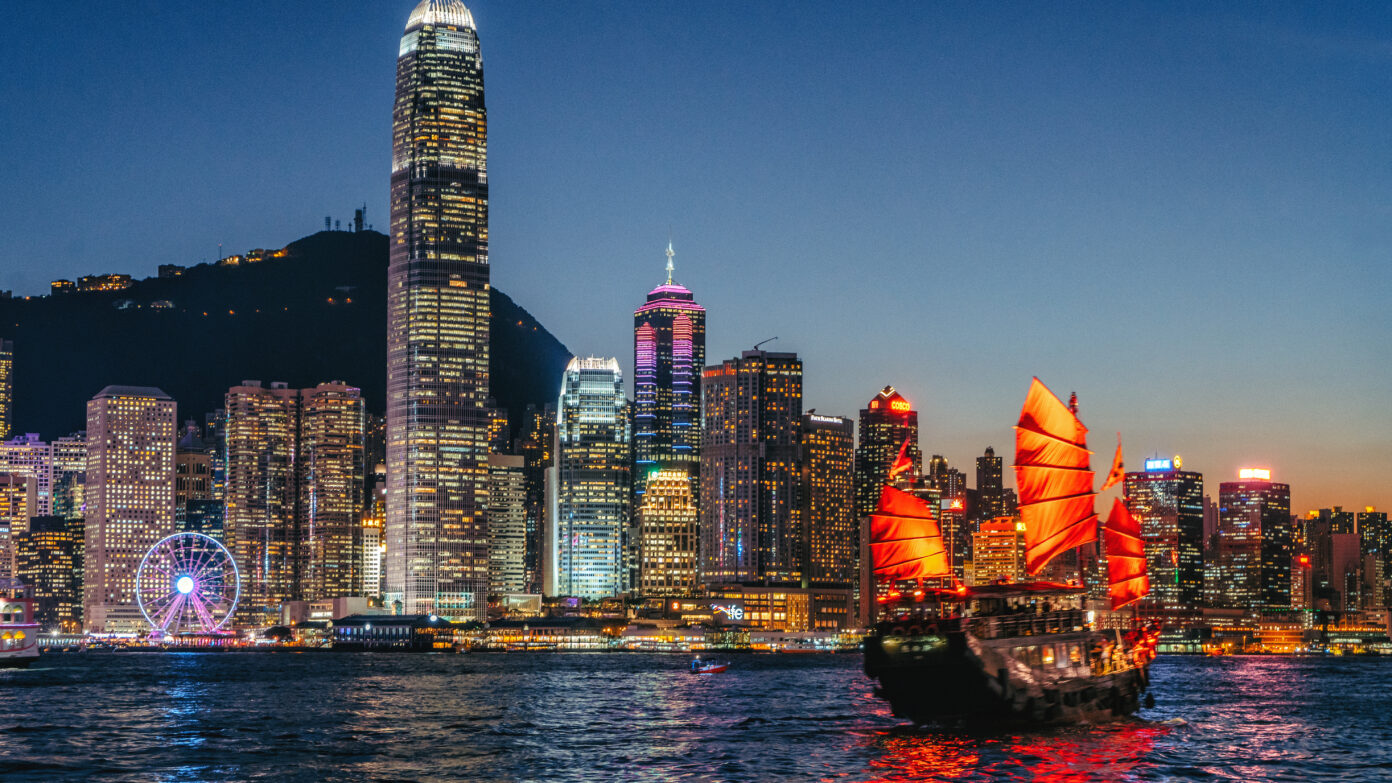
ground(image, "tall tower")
xmin=700 ymin=350 xmax=803 ymax=584
xmin=798 ymin=413 xmax=856 ymax=586
xmin=1217 ymin=469 xmax=1292 ymax=610
xmin=84 ymin=386 xmax=176 ymax=633
xmin=637 ymin=468 xmax=699 ymax=596
xmin=1123 ymin=457 xmax=1204 ymax=614
xmin=633 ymin=243 xmax=706 ymax=501
xmin=387 ymin=0 xmax=490 ymax=620
xmin=299 ymin=382 xmax=366 ymax=602
xmin=0 ymin=339 xmax=12 ymax=440
xmin=854 ymin=386 xmax=921 ymax=524
xmin=975 ymin=446 xmax=1003 ymax=521
xmin=552 ymin=358 xmax=631 ymax=599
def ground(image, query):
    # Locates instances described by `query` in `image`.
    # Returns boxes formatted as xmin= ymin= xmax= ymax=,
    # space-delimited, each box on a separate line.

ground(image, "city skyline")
xmin=0 ymin=2 xmax=1387 ymax=513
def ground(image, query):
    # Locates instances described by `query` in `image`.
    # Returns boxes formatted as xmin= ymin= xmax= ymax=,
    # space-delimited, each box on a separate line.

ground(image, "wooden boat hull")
xmin=864 ymin=628 xmax=1149 ymax=726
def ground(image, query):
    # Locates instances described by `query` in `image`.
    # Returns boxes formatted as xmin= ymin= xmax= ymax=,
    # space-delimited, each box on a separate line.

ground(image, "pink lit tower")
xmin=633 ymin=243 xmax=706 ymax=504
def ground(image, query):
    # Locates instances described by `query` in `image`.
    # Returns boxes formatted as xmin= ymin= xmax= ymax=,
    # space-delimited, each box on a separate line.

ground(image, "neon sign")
xmin=1144 ymin=458 xmax=1172 ymax=472
xmin=890 ymin=400 xmax=912 ymax=412
xmin=711 ymin=604 xmax=744 ymax=621
xmin=1238 ymin=468 xmax=1271 ymax=481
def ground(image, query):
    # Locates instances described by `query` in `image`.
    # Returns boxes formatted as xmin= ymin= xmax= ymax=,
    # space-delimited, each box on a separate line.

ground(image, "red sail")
xmin=1104 ymin=498 xmax=1149 ymax=610
xmin=1100 ymin=433 xmax=1124 ymax=492
xmin=1013 ymin=378 xmax=1097 ymax=575
xmin=870 ymin=485 xmax=950 ymax=582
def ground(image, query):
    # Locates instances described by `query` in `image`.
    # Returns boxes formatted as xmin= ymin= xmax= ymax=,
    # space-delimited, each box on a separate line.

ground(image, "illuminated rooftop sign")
xmin=889 ymin=399 xmax=912 ymax=412
xmin=1144 ymin=458 xmax=1173 ymax=472
xmin=1238 ymin=468 xmax=1271 ymax=481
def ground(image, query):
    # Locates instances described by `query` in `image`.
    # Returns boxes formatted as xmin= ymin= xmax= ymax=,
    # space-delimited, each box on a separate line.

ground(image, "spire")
xmin=665 ymin=241 xmax=675 ymax=285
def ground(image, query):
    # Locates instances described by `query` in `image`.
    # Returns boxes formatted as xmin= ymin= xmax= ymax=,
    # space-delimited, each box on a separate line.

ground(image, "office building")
xmin=299 ymin=382 xmax=366 ymax=602
xmin=799 ymin=413 xmax=856 ymax=585
xmin=633 ymin=243 xmax=706 ymax=501
xmin=83 ymin=386 xmax=177 ymax=632
xmin=488 ymin=454 xmax=527 ymax=596
xmin=513 ymin=403 xmax=555 ymax=594
xmin=975 ymin=447 xmax=1003 ymax=521
xmin=1123 ymin=457 xmax=1204 ymax=613
xmin=854 ymin=386 xmax=921 ymax=524
xmin=0 ymin=474 xmax=27 ymax=581
xmin=14 ymin=516 xmax=83 ymax=632
xmin=386 ymin=0 xmax=491 ymax=621
xmin=0 ymin=339 xmax=11 ymax=440
xmin=969 ymin=518 xmax=1026 ymax=586
xmin=552 ymin=358 xmax=631 ymax=599
xmin=700 ymin=350 xmax=802 ymax=583
xmin=1217 ymin=469 xmax=1292 ymax=610
xmin=638 ymin=468 xmax=699 ymax=596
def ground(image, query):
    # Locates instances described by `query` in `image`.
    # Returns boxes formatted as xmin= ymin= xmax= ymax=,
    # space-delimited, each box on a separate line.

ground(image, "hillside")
xmin=0 ymin=230 xmax=572 ymax=439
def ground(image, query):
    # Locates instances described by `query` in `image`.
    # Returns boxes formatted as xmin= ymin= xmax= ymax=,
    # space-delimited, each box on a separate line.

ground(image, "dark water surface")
xmin=2 ymin=652 xmax=1389 ymax=781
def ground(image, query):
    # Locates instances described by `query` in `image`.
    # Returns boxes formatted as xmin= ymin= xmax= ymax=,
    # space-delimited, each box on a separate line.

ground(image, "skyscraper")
xmin=1123 ymin=457 xmax=1204 ymax=613
xmin=1217 ymin=469 xmax=1292 ymax=610
xmin=15 ymin=516 xmax=83 ymax=632
xmin=975 ymin=446 xmax=1003 ymax=521
xmin=700 ymin=350 xmax=803 ymax=583
xmin=513 ymin=403 xmax=555 ymax=594
xmin=854 ymin=386 xmax=921 ymax=525
xmin=633 ymin=243 xmax=706 ymax=502
xmin=0 ymin=339 xmax=12 ymax=440
xmin=487 ymin=454 xmax=527 ymax=596
xmin=552 ymin=358 xmax=631 ymax=599
xmin=84 ymin=386 xmax=176 ymax=632
xmin=799 ymin=413 xmax=856 ymax=585
xmin=387 ymin=0 xmax=491 ymax=621
xmin=299 ymin=382 xmax=366 ymax=602
xmin=0 ymin=474 xmax=27 ymax=582
xmin=637 ymin=468 xmax=699 ymax=596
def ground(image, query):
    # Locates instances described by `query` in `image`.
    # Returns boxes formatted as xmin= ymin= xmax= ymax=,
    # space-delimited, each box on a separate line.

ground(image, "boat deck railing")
xmin=967 ymin=610 xmax=1087 ymax=640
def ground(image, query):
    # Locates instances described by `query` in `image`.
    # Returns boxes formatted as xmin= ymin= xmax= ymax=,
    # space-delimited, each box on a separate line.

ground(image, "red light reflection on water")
xmin=860 ymin=721 xmax=1169 ymax=782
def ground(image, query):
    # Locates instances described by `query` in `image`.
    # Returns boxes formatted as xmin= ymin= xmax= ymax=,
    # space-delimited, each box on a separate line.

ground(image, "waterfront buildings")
xmin=299 ymin=382 xmax=367 ymax=602
xmin=0 ymin=432 xmax=86 ymax=520
xmin=487 ymin=454 xmax=527 ymax=595
xmin=1124 ymin=458 xmax=1204 ymax=613
xmin=386 ymin=0 xmax=491 ymax=621
xmin=969 ymin=518 xmax=1026 ymax=586
xmin=633 ymin=244 xmax=706 ymax=503
xmin=1216 ymin=469 xmax=1292 ymax=610
xmin=14 ymin=516 xmax=83 ymax=632
xmin=854 ymin=387 xmax=921 ymax=524
xmin=0 ymin=339 xmax=11 ymax=440
xmin=799 ymin=413 xmax=856 ymax=585
xmin=637 ymin=468 xmax=699 ymax=596
xmin=83 ymin=386 xmax=176 ymax=633
xmin=700 ymin=350 xmax=803 ymax=583
xmin=552 ymin=358 xmax=631 ymax=599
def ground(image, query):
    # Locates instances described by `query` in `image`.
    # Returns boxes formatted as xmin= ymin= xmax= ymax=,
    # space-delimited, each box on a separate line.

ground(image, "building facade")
xmin=1124 ymin=458 xmax=1204 ymax=613
xmin=487 ymin=454 xmax=528 ymax=596
xmin=969 ymin=518 xmax=1026 ymax=586
xmin=854 ymin=387 xmax=921 ymax=525
xmin=15 ymin=516 xmax=83 ymax=632
xmin=299 ymin=382 xmax=367 ymax=602
xmin=799 ymin=413 xmax=856 ymax=585
xmin=552 ymin=358 xmax=631 ymax=599
xmin=637 ymin=468 xmax=699 ymax=596
xmin=976 ymin=446 xmax=1004 ymax=521
xmin=633 ymin=244 xmax=706 ymax=503
xmin=386 ymin=0 xmax=491 ymax=621
xmin=84 ymin=386 xmax=177 ymax=632
xmin=1217 ymin=470 xmax=1292 ymax=610
xmin=700 ymin=350 xmax=803 ymax=584
xmin=0 ymin=339 xmax=11 ymax=440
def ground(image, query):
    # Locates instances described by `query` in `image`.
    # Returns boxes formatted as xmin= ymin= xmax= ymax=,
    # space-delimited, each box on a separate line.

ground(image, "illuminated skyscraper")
xmin=299 ymin=382 xmax=366 ymax=602
xmin=633 ymin=244 xmax=706 ymax=502
xmin=487 ymin=454 xmax=527 ymax=595
xmin=513 ymin=403 xmax=555 ymax=593
xmin=700 ymin=350 xmax=803 ymax=583
xmin=387 ymin=0 xmax=491 ymax=621
xmin=969 ymin=518 xmax=1026 ymax=586
xmin=0 ymin=474 xmax=27 ymax=582
xmin=224 ymin=382 xmax=299 ymax=624
xmin=799 ymin=413 xmax=855 ymax=585
xmin=552 ymin=358 xmax=631 ymax=599
xmin=1217 ymin=469 xmax=1292 ymax=610
xmin=1123 ymin=457 xmax=1204 ymax=613
xmin=854 ymin=387 xmax=921 ymax=524
xmin=15 ymin=516 xmax=83 ymax=632
xmin=975 ymin=446 xmax=1003 ymax=521
xmin=0 ymin=339 xmax=11 ymax=440
xmin=84 ymin=386 xmax=176 ymax=632
xmin=637 ymin=469 xmax=699 ymax=596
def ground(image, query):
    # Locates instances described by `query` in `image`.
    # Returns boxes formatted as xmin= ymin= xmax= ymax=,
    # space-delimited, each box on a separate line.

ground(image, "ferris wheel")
xmin=136 ymin=532 xmax=241 ymax=635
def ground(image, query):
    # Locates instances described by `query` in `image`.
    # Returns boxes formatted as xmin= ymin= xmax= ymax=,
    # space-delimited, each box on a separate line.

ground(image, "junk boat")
xmin=863 ymin=378 xmax=1158 ymax=725
xmin=1 ymin=579 xmax=40 ymax=669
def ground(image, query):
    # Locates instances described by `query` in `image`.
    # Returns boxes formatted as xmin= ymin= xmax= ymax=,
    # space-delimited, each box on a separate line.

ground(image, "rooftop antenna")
xmin=753 ymin=336 xmax=778 ymax=351
xmin=664 ymin=240 xmax=675 ymax=285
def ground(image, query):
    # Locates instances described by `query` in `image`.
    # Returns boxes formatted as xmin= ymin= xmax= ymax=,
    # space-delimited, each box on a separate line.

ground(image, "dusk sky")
xmin=2 ymin=1 xmax=1388 ymax=512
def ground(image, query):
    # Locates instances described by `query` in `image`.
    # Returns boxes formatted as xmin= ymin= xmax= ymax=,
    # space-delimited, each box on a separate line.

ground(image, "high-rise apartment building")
xmin=225 ymin=381 xmax=365 ymax=623
xmin=15 ymin=516 xmax=83 ymax=632
xmin=84 ymin=386 xmax=176 ymax=632
xmin=799 ymin=413 xmax=856 ymax=585
xmin=633 ymin=244 xmax=706 ymax=502
xmin=854 ymin=387 xmax=921 ymax=524
xmin=975 ymin=447 xmax=1004 ymax=521
xmin=637 ymin=469 xmax=699 ymax=596
xmin=1124 ymin=457 xmax=1204 ymax=613
xmin=487 ymin=454 xmax=527 ymax=596
xmin=0 ymin=474 xmax=27 ymax=582
xmin=0 ymin=432 xmax=85 ymax=519
xmin=387 ymin=0 xmax=491 ymax=621
xmin=1217 ymin=469 xmax=1292 ymax=610
xmin=552 ymin=358 xmax=631 ymax=599
xmin=701 ymin=350 xmax=803 ymax=583
xmin=0 ymin=339 xmax=12 ymax=440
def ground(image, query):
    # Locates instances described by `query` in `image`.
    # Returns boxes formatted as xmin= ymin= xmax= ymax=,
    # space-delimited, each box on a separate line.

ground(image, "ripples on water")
xmin=2 ymin=653 xmax=1390 ymax=781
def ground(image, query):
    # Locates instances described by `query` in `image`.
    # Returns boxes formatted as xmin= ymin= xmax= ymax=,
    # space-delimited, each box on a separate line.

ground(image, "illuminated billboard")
xmin=1238 ymin=468 xmax=1271 ymax=481
xmin=1143 ymin=458 xmax=1173 ymax=472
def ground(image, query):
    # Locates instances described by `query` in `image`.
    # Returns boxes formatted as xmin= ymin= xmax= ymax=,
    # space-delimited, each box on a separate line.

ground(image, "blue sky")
xmin=1 ymin=1 xmax=1388 ymax=510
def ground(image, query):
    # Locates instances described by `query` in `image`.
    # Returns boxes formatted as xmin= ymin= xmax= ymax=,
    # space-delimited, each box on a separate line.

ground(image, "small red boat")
xmin=690 ymin=659 xmax=728 ymax=674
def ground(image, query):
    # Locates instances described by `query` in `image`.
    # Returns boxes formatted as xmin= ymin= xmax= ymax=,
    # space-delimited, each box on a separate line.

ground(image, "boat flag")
xmin=1100 ymin=434 xmax=1125 ymax=492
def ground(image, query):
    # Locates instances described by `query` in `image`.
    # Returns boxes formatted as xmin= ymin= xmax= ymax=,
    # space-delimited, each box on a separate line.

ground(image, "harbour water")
xmin=2 ymin=653 xmax=1388 ymax=781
